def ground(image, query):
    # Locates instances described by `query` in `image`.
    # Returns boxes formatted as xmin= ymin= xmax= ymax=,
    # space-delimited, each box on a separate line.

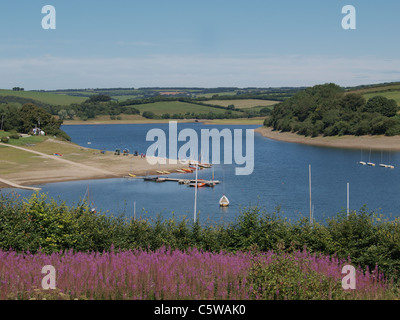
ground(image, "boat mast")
xmin=194 ymin=161 xmax=198 ymax=223
xmin=347 ymin=182 xmax=350 ymax=217
xmin=309 ymin=164 xmax=312 ymax=225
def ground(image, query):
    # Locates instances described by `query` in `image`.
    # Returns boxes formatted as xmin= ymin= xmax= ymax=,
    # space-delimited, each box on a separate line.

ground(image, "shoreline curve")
xmin=255 ymin=127 xmax=400 ymax=151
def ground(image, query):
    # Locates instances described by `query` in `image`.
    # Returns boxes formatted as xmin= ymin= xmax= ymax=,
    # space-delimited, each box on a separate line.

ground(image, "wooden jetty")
xmin=141 ymin=176 xmax=220 ymax=186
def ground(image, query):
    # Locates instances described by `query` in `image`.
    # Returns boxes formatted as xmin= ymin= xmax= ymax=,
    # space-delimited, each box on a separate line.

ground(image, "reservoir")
xmin=2 ymin=123 xmax=400 ymax=224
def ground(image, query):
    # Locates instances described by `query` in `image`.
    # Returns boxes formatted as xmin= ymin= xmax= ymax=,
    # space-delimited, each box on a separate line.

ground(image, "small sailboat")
xmin=80 ymin=185 xmax=96 ymax=213
xmin=379 ymin=151 xmax=388 ymax=168
xmin=219 ymin=194 xmax=229 ymax=207
xmin=387 ymin=151 xmax=395 ymax=169
xmin=199 ymin=163 xmax=212 ymax=168
xmin=359 ymin=149 xmax=366 ymax=165
xmin=367 ymin=149 xmax=375 ymax=166
xmin=206 ymin=166 xmax=216 ymax=187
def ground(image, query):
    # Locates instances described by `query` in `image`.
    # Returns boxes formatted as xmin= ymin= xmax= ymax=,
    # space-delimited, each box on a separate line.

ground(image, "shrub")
xmin=1 ymin=136 xmax=9 ymax=143
xmin=9 ymin=133 xmax=20 ymax=139
xmin=142 ymin=111 xmax=156 ymax=119
xmin=48 ymin=128 xmax=71 ymax=141
xmin=248 ymin=251 xmax=346 ymax=299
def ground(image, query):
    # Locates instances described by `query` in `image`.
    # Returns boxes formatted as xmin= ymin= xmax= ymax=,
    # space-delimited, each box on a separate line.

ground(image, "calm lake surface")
xmin=2 ymin=123 xmax=400 ymax=224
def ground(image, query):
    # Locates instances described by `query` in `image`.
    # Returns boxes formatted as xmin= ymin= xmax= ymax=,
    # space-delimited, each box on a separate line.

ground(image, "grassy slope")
xmin=206 ymin=99 xmax=278 ymax=109
xmin=362 ymin=91 xmax=400 ymax=105
xmin=126 ymin=101 xmax=242 ymax=116
xmin=0 ymin=136 xmax=98 ymax=178
xmin=348 ymin=83 xmax=400 ymax=105
xmin=0 ymin=90 xmax=86 ymax=105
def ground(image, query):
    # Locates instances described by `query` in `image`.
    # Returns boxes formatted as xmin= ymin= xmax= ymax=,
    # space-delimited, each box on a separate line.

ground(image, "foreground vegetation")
xmin=1 ymin=192 xmax=400 ymax=288
xmin=1 ymin=246 xmax=396 ymax=300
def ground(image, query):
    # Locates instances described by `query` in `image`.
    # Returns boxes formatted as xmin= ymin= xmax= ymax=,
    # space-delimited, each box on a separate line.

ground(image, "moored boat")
xmin=219 ymin=195 xmax=229 ymax=207
xmin=189 ymin=182 xmax=206 ymax=188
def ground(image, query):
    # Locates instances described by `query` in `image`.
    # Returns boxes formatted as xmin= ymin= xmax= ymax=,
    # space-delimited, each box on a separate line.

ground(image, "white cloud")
xmin=0 ymin=54 xmax=399 ymax=90
xmin=115 ymin=41 xmax=159 ymax=47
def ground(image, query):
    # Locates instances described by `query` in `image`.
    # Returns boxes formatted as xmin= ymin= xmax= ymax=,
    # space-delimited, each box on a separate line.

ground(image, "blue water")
xmin=2 ymin=123 xmax=400 ymax=224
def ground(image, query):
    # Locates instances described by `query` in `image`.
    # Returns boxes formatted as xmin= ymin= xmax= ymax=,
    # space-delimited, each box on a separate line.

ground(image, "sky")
xmin=0 ymin=0 xmax=399 ymax=90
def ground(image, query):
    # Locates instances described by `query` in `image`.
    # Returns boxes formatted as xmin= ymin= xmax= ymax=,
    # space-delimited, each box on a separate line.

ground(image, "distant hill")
xmin=35 ymin=86 xmax=302 ymax=101
xmin=0 ymin=89 xmax=86 ymax=106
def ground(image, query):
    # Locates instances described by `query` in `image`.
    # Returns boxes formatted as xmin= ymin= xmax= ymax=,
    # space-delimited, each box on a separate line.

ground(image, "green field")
xmin=348 ymin=83 xmax=400 ymax=94
xmin=362 ymin=91 xmax=400 ymax=105
xmin=0 ymin=131 xmax=47 ymax=146
xmin=112 ymin=95 xmax=144 ymax=101
xmin=348 ymin=83 xmax=400 ymax=105
xmin=207 ymin=99 xmax=278 ymax=109
xmin=126 ymin=101 xmax=242 ymax=116
xmin=0 ymin=90 xmax=86 ymax=105
xmin=195 ymin=91 xmax=237 ymax=98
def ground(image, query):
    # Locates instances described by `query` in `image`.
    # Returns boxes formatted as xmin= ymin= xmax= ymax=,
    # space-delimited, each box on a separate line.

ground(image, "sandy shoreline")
xmin=255 ymin=127 xmax=400 ymax=151
xmin=0 ymin=139 xmax=201 ymax=190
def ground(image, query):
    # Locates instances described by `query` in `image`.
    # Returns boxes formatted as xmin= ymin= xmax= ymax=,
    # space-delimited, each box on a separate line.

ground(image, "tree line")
xmin=265 ymin=83 xmax=400 ymax=137
xmin=0 ymin=102 xmax=69 ymax=140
